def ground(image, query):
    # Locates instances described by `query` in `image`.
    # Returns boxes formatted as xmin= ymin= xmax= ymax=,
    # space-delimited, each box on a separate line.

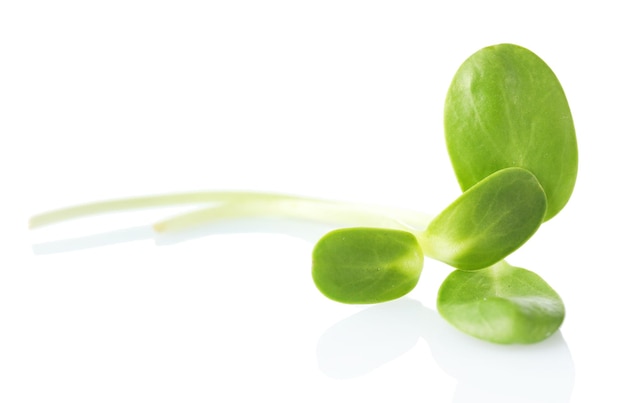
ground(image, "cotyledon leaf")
xmin=420 ymin=167 xmax=546 ymax=271
xmin=437 ymin=261 xmax=565 ymax=344
xmin=444 ymin=43 xmax=577 ymax=221
xmin=312 ymin=228 xmax=423 ymax=304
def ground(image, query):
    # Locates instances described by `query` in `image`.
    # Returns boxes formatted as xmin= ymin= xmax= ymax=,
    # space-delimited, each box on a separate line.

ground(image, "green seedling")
xmin=29 ymin=43 xmax=577 ymax=344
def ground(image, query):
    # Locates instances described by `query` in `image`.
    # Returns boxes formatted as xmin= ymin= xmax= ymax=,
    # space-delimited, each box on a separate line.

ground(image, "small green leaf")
xmin=312 ymin=228 xmax=423 ymax=304
xmin=437 ymin=261 xmax=565 ymax=344
xmin=422 ymin=167 xmax=546 ymax=270
xmin=444 ymin=43 xmax=577 ymax=221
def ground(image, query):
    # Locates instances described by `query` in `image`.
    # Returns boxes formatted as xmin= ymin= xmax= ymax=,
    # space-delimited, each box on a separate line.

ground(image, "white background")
xmin=1 ymin=1 xmax=624 ymax=402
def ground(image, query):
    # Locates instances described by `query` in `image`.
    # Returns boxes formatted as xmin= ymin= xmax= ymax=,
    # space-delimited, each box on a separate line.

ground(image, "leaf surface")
xmin=423 ymin=167 xmax=546 ymax=270
xmin=437 ymin=261 xmax=565 ymax=344
xmin=312 ymin=228 xmax=423 ymax=304
xmin=444 ymin=43 xmax=577 ymax=221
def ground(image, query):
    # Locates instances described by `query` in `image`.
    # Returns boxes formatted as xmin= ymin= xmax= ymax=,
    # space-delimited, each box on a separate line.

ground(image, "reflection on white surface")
xmin=32 ymin=226 xmax=154 ymax=254
xmin=317 ymin=298 xmax=420 ymax=379
xmin=155 ymin=217 xmax=335 ymax=245
xmin=30 ymin=217 xmax=575 ymax=403
xmin=318 ymin=299 xmax=575 ymax=403
xmin=31 ymin=217 xmax=335 ymax=255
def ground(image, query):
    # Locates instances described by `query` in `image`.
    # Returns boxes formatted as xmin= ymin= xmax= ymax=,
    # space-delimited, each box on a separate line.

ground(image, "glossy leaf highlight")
xmin=437 ymin=261 xmax=565 ymax=344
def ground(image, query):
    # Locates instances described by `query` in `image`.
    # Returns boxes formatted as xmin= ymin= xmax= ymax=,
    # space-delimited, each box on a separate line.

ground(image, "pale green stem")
xmin=153 ymin=197 xmax=433 ymax=238
xmin=29 ymin=192 xmax=296 ymax=228
xmin=29 ymin=191 xmax=434 ymax=237
xmin=28 ymin=191 xmax=519 ymax=272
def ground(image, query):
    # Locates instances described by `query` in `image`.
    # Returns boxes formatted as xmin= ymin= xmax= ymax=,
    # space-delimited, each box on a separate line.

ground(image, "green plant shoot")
xmin=29 ymin=43 xmax=577 ymax=344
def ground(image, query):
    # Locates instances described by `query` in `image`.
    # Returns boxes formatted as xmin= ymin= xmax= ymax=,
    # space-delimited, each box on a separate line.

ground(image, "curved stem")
xmin=29 ymin=191 xmax=434 ymax=235
xmin=154 ymin=197 xmax=432 ymax=237
xmin=29 ymin=192 xmax=298 ymax=228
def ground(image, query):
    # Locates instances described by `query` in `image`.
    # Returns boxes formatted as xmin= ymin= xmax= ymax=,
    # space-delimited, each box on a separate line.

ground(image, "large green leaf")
xmin=421 ymin=167 xmax=546 ymax=271
xmin=444 ymin=43 xmax=577 ymax=221
xmin=437 ymin=261 xmax=565 ymax=344
xmin=312 ymin=228 xmax=423 ymax=304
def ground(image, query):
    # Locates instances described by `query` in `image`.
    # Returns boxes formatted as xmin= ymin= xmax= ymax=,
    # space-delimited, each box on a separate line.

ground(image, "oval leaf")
xmin=312 ymin=228 xmax=423 ymax=304
xmin=422 ymin=167 xmax=546 ymax=270
xmin=444 ymin=43 xmax=577 ymax=221
xmin=437 ymin=261 xmax=565 ymax=344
